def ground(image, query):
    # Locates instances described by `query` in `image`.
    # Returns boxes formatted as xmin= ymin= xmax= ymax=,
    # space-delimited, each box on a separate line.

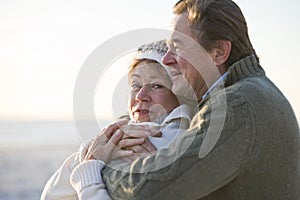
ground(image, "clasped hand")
xmin=84 ymin=119 xmax=159 ymax=164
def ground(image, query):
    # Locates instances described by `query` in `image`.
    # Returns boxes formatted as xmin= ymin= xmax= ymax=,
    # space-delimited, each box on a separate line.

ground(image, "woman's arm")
xmin=40 ymin=152 xmax=79 ymax=200
xmin=69 ymin=120 xmax=136 ymax=200
xmin=70 ymin=160 xmax=111 ymax=200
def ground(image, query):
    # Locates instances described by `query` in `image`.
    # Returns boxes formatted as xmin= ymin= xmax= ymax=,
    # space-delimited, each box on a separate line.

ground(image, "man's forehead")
xmin=170 ymin=13 xmax=188 ymax=31
xmin=169 ymin=15 xmax=180 ymax=29
xmin=169 ymin=14 xmax=193 ymax=42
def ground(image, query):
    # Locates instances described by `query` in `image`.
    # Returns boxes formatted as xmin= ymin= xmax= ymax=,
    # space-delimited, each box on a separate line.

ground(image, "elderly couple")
xmin=41 ymin=0 xmax=300 ymax=199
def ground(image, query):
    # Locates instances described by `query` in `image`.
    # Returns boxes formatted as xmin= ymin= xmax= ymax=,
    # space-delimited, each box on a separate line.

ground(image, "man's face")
xmin=162 ymin=13 xmax=217 ymax=101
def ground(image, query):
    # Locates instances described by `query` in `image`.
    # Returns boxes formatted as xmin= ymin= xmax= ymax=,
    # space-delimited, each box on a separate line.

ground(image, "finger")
xmin=141 ymin=139 xmax=157 ymax=153
xmin=124 ymin=124 xmax=161 ymax=137
xmin=118 ymin=138 xmax=145 ymax=149
xmin=110 ymin=149 xmax=133 ymax=160
xmin=81 ymin=146 xmax=89 ymax=160
xmin=84 ymin=145 xmax=95 ymax=160
xmin=121 ymin=125 xmax=151 ymax=138
xmin=151 ymin=131 xmax=162 ymax=137
xmin=104 ymin=119 xmax=129 ymax=139
xmin=122 ymin=124 xmax=150 ymax=131
xmin=84 ymin=135 xmax=104 ymax=160
xmin=107 ymin=129 xmax=124 ymax=150
xmin=127 ymin=145 xmax=148 ymax=154
xmin=149 ymin=126 xmax=162 ymax=136
xmin=122 ymin=130 xmax=151 ymax=139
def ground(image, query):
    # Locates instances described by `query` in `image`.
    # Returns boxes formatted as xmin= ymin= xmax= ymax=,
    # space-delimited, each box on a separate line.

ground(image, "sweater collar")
xmin=198 ymin=54 xmax=265 ymax=106
xmin=225 ymin=54 xmax=265 ymax=87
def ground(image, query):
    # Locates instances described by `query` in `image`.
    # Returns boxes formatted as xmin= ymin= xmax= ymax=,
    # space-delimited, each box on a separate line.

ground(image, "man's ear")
xmin=211 ymin=40 xmax=231 ymax=66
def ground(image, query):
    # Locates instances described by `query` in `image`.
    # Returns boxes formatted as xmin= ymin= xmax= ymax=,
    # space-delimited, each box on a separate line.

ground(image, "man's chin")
xmin=172 ymin=79 xmax=197 ymax=101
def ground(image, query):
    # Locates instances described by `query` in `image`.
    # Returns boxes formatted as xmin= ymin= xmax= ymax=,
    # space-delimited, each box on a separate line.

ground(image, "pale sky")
xmin=0 ymin=0 xmax=299 ymax=122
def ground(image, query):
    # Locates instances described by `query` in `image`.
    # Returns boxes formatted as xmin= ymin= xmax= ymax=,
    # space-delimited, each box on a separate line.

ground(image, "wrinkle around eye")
xmin=130 ymin=82 xmax=142 ymax=92
xmin=151 ymin=83 xmax=164 ymax=90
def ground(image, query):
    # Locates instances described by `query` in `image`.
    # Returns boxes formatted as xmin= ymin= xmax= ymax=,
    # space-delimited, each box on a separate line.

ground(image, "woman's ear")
xmin=210 ymin=40 xmax=231 ymax=66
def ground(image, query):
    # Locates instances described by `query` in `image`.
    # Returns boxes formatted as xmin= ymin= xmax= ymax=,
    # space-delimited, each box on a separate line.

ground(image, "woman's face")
xmin=128 ymin=61 xmax=179 ymax=122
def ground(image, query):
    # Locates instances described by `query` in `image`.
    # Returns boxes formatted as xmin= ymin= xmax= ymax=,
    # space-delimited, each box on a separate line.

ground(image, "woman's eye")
xmin=151 ymin=83 xmax=164 ymax=90
xmin=131 ymin=83 xmax=141 ymax=90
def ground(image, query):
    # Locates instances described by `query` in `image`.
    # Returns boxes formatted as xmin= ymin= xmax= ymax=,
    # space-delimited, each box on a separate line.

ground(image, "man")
xmin=71 ymin=0 xmax=300 ymax=199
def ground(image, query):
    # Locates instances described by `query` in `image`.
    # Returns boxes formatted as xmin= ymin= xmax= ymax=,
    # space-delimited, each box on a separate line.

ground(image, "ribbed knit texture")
xmin=225 ymin=54 xmax=265 ymax=85
xmin=70 ymin=160 xmax=106 ymax=193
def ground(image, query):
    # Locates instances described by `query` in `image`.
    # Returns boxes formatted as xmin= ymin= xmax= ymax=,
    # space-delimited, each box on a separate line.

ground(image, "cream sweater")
xmin=41 ymin=104 xmax=193 ymax=200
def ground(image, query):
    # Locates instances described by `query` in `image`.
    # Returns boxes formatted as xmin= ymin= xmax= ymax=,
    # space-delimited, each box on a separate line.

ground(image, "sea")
xmin=0 ymin=120 xmax=110 ymax=200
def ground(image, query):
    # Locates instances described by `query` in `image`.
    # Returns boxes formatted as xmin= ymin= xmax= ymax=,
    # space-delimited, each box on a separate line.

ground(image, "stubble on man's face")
xmin=169 ymin=13 xmax=222 ymax=100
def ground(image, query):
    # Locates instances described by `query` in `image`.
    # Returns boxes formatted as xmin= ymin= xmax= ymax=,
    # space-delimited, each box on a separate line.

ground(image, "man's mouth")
xmin=170 ymin=70 xmax=182 ymax=80
xmin=170 ymin=70 xmax=182 ymax=77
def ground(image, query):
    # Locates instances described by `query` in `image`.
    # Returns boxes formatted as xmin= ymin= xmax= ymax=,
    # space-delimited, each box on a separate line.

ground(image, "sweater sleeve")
xmin=40 ymin=140 xmax=93 ymax=200
xmin=40 ymin=152 xmax=80 ymax=200
xmin=70 ymin=160 xmax=111 ymax=200
xmin=102 ymin=95 xmax=256 ymax=199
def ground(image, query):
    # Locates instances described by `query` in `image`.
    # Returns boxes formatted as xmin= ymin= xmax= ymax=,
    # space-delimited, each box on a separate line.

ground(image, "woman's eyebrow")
xmin=130 ymin=74 xmax=142 ymax=79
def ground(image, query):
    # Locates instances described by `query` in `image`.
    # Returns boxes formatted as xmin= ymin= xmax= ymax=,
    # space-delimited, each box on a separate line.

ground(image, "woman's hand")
xmin=118 ymin=124 xmax=159 ymax=154
xmin=84 ymin=120 xmax=161 ymax=163
xmin=84 ymin=120 xmax=134 ymax=164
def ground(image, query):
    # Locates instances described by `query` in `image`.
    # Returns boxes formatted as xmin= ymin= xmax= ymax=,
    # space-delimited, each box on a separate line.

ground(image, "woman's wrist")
xmin=70 ymin=160 xmax=106 ymax=193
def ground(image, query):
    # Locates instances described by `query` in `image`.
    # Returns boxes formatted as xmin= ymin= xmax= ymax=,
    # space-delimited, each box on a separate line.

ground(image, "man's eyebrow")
xmin=170 ymin=38 xmax=184 ymax=45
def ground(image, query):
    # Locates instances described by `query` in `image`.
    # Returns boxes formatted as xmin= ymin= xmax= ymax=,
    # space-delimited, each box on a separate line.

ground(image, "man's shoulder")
xmin=224 ymin=75 xmax=282 ymax=105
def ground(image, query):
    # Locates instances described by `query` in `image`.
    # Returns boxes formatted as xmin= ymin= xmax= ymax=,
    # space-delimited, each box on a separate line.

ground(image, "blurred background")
xmin=0 ymin=0 xmax=299 ymax=199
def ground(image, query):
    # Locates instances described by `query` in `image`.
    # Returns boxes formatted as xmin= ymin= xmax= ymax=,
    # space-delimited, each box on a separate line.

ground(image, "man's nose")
xmin=162 ymin=50 xmax=176 ymax=66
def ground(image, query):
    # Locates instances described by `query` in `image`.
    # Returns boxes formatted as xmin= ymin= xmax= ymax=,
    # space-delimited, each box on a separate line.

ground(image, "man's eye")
xmin=167 ymin=40 xmax=179 ymax=51
xmin=173 ymin=43 xmax=179 ymax=49
xmin=174 ymin=42 xmax=184 ymax=51
xmin=169 ymin=39 xmax=181 ymax=49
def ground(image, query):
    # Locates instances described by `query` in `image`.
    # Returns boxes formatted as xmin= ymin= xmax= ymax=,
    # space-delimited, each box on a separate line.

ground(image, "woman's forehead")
xmin=131 ymin=62 xmax=168 ymax=78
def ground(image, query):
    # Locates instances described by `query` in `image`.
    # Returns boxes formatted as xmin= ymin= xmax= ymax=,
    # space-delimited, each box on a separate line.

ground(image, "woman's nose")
xmin=135 ymin=85 xmax=151 ymax=102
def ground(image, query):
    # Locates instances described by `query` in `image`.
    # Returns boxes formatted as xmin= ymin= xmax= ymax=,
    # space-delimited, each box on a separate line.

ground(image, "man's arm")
xmin=103 ymin=96 xmax=256 ymax=199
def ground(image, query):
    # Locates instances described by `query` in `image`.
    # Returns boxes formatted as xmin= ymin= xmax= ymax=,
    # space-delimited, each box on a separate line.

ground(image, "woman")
xmin=41 ymin=40 xmax=194 ymax=200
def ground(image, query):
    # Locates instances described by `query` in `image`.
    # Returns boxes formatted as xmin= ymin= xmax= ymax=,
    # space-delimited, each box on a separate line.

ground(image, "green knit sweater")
xmin=103 ymin=54 xmax=300 ymax=200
